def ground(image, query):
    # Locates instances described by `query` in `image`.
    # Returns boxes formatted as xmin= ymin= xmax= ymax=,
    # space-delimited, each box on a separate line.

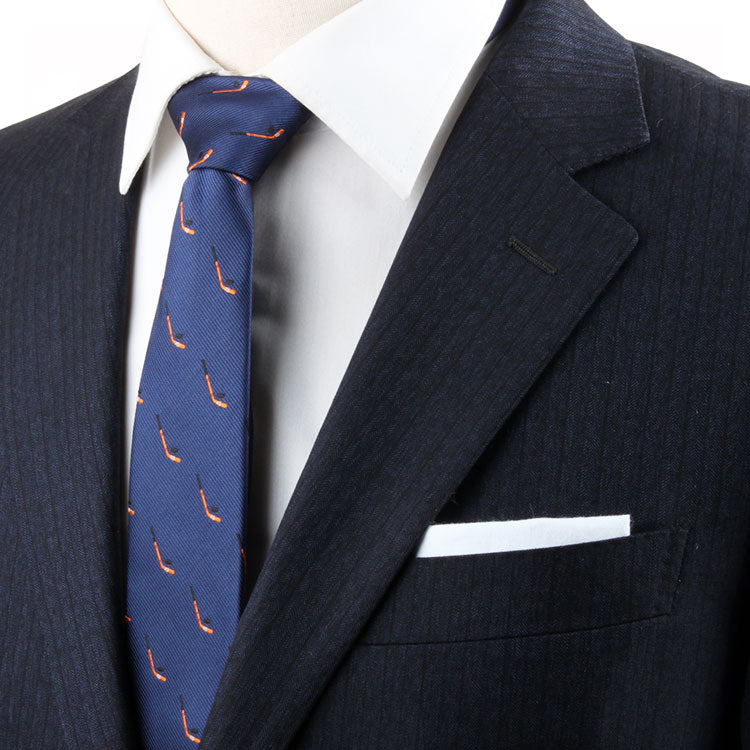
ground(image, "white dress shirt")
xmin=121 ymin=0 xmax=505 ymax=557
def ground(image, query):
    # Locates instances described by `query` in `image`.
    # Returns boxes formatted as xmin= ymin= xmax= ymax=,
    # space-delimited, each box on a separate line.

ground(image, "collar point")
xmin=386 ymin=169 xmax=418 ymax=202
xmin=118 ymin=172 xmax=134 ymax=196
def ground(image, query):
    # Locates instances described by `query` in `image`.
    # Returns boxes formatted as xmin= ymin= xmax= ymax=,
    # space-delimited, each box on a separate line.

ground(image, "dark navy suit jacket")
xmin=2 ymin=0 xmax=749 ymax=747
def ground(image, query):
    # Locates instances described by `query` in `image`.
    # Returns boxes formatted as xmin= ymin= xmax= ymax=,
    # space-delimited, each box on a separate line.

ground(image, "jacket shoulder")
xmin=631 ymin=42 xmax=750 ymax=176
xmin=576 ymin=40 xmax=749 ymax=264
xmin=633 ymin=42 xmax=750 ymax=106
xmin=0 ymin=68 xmax=138 ymax=168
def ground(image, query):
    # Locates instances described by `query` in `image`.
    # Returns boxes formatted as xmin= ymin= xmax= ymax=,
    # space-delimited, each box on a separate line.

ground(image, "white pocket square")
xmin=415 ymin=514 xmax=631 ymax=558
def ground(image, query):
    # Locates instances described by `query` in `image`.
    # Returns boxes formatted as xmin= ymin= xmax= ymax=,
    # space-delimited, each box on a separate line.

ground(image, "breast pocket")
xmin=358 ymin=527 xmax=688 ymax=645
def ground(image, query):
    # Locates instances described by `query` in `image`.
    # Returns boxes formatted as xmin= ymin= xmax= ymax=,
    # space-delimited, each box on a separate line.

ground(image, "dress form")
xmin=163 ymin=0 xmax=362 ymax=73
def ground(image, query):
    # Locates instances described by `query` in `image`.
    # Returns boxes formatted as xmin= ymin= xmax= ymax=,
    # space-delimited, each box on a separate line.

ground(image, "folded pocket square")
xmin=415 ymin=514 xmax=631 ymax=558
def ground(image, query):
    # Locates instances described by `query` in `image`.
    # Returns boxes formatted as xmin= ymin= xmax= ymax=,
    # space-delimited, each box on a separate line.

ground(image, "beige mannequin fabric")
xmin=163 ymin=0 xmax=362 ymax=73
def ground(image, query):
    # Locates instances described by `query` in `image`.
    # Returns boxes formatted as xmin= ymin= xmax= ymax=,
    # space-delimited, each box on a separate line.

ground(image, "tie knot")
xmin=167 ymin=75 xmax=311 ymax=183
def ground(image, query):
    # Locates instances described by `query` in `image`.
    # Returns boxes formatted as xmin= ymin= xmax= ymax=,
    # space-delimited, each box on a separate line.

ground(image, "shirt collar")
xmin=119 ymin=0 xmax=506 ymax=199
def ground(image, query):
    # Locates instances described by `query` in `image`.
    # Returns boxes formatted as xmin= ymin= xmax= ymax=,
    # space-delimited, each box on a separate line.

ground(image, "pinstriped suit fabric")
xmin=1 ymin=0 xmax=749 ymax=747
xmin=288 ymin=39 xmax=750 ymax=750
xmin=0 ymin=78 xmax=140 ymax=748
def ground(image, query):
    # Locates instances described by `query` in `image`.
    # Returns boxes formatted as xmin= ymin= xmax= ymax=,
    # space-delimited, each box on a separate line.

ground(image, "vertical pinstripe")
xmin=1 ymin=0 xmax=748 ymax=747
xmin=0 ymin=77 xmax=141 ymax=748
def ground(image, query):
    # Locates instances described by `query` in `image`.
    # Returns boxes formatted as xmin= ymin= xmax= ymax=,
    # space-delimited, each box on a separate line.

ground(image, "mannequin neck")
xmin=163 ymin=0 xmax=362 ymax=73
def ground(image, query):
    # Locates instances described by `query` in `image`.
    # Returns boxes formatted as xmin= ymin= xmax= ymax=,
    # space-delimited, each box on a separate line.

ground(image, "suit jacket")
xmin=1 ymin=0 xmax=749 ymax=747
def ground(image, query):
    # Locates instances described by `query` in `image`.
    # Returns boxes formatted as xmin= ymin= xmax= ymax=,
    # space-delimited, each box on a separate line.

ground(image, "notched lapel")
xmin=202 ymin=1 xmax=651 ymax=747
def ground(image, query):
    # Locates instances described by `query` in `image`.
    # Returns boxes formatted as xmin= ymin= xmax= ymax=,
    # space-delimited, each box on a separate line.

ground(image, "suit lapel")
xmin=1 ymin=68 xmax=142 ymax=748
xmin=201 ymin=0 xmax=650 ymax=747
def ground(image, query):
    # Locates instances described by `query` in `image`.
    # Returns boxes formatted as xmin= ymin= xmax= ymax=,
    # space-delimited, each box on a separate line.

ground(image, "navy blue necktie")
xmin=126 ymin=75 xmax=311 ymax=747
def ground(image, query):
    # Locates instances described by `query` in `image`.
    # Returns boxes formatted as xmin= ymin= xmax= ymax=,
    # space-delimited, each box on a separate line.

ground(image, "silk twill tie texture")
xmin=126 ymin=75 xmax=311 ymax=747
